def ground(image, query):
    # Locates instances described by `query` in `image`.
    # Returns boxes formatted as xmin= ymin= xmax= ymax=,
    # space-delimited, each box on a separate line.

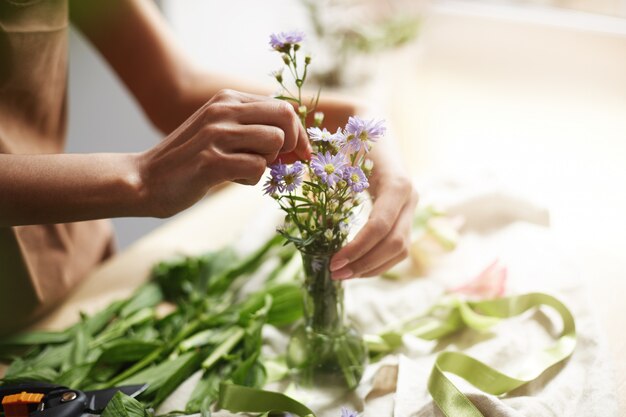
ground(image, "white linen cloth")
xmin=161 ymin=176 xmax=619 ymax=417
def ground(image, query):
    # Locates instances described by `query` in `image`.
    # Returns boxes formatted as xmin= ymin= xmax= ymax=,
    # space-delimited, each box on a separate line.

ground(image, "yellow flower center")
xmin=284 ymin=174 xmax=294 ymax=185
xmin=351 ymin=173 xmax=360 ymax=182
xmin=324 ymin=164 xmax=335 ymax=175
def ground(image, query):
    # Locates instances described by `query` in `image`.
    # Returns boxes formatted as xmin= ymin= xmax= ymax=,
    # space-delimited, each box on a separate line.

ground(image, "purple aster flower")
xmin=343 ymin=166 xmax=369 ymax=193
xmin=341 ymin=408 xmax=359 ymax=417
xmin=269 ymin=31 xmax=305 ymax=51
xmin=263 ymin=162 xmax=287 ymax=195
xmin=307 ymin=127 xmax=343 ymax=144
xmin=344 ymin=116 xmax=386 ymax=153
xmin=282 ymin=161 xmax=305 ymax=192
xmin=263 ymin=176 xmax=282 ymax=195
xmin=311 ymin=151 xmax=347 ymax=187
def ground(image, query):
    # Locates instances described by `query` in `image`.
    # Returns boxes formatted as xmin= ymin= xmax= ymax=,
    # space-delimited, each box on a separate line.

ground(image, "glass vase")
xmin=286 ymin=251 xmax=367 ymax=390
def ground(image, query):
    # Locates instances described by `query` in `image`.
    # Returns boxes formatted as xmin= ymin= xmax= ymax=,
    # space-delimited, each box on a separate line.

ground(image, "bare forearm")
xmin=0 ymin=153 xmax=144 ymax=226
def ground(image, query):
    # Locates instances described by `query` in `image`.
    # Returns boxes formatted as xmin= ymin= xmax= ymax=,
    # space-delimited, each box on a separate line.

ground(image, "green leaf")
xmin=207 ymin=235 xmax=283 ymax=295
xmin=266 ymin=284 xmax=303 ymax=327
xmin=81 ymin=300 xmax=126 ymax=336
xmin=57 ymin=363 xmax=93 ymax=388
xmin=179 ymin=329 xmax=227 ymax=352
xmin=0 ymin=330 xmax=69 ymax=347
xmin=94 ymin=308 xmax=155 ymax=347
xmin=67 ymin=324 xmax=90 ymax=370
xmin=185 ymin=370 xmax=221 ymax=413
xmin=0 ymin=367 xmax=58 ymax=384
xmin=153 ymin=351 xmax=203 ymax=407
xmin=231 ymin=352 xmax=266 ymax=388
xmin=119 ymin=351 xmax=201 ymax=403
xmin=12 ymin=342 xmax=72 ymax=370
xmin=202 ymin=328 xmax=245 ymax=370
xmin=101 ymin=391 xmax=148 ymax=417
xmin=120 ymin=283 xmax=164 ymax=318
xmin=97 ymin=340 xmax=161 ymax=363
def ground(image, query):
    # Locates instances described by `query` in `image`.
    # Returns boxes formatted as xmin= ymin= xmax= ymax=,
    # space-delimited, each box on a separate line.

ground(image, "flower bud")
xmin=282 ymin=54 xmax=290 ymax=65
xmin=332 ymin=213 xmax=342 ymax=223
xmin=329 ymin=200 xmax=339 ymax=211
xmin=272 ymin=69 xmax=284 ymax=84
xmin=324 ymin=229 xmax=334 ymax=241
xmin=314 ymin=112 xmax=325 ymax=127
xmin=338 ymin=180 xmax=347 ymax=188
xmin=294 ymin=44 xmax=301 ymax=51
xmin=302 ymin=184 xmax=310 ymax=194
xmin=305 ymin=54 xmax=311 ymax=64
xmin=363 ymin=159 xmax=374 ymax=175
xmin=295 ymin=79 xmax=303 ymax=88
xmin=298 ymin=105 xmax=308 ymax=117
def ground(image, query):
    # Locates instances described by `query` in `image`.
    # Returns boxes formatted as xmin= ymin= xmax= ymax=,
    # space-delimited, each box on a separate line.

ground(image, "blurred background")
xmin=66 ymin=0 xmax=626 ymax=406
xmin=66 ymin=0 xmax=626 ymax=249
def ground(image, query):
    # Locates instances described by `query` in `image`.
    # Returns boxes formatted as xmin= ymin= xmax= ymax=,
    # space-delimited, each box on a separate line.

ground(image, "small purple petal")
xmin=341 ymin=408 xmax=359 ymax=417
xmin=264 ymin=161 xmax=304 ymax=194
xmin=344 ymin=116 xmax=386 ymax=153
xmin=307 ymin=127 xmax=343 ymax=144
xmin=344 ymin=166 xmax=369 ymax=193
xmin=269 ymin=31 xmax=305 ymax=50
xmin=263 ymin=176 xmax=282 ymax=195
xmin=282 ymin=161 xmax=304 ymax=192
xmin=311 ymin=151 xmax=347 ymax=187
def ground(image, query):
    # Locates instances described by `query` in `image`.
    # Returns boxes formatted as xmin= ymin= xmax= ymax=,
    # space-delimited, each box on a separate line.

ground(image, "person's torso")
xmin=0 ymin=0 xmax=68 ymax=154
xmin=0 ymin=0 xmax=114 ymax=335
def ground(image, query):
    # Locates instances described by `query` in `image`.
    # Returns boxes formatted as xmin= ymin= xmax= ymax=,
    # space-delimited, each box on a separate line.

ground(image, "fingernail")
xmin=332 ymin=269 xmax=353 ymax=280
xmin=330 ymin=258 xmax=349 ymax=271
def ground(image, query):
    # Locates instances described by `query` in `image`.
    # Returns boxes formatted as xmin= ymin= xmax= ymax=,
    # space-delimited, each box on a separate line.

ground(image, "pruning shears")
xmin=0 ymin=382 xmax=147 ymax=417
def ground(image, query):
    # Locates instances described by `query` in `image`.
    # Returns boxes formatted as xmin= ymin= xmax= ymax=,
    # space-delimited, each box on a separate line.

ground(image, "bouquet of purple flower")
xmin=264 ymin=31 xmax=379 ymax=390
xmin=264 ymin=31 xmax=385 ymax=255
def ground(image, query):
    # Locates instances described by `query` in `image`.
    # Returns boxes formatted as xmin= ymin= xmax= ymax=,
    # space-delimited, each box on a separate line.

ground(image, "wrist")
xmin=120 ymin=153 xmax=151 ymax=217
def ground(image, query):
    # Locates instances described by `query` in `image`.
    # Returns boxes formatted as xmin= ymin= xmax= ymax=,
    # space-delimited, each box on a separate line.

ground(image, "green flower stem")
xmin=202 ymin=327 xmax=245 ymax=370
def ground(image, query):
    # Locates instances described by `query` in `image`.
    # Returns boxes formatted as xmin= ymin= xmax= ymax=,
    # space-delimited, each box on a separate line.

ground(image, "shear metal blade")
xmin=83 ymin=384 xmax=148 ymax=412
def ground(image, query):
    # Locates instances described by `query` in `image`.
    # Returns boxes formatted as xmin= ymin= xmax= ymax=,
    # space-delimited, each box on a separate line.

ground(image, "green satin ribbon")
xmin=217 ymin=383 xmax=315 ymax=417
xmin=217 ymin=292 xmax=576 ymax=417
xmin=428 ymin=292 xmax=576 ymax=417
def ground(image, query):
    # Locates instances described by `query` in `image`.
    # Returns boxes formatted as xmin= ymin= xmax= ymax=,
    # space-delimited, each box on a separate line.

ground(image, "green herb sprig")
xmin=0 ymin=235 xmax=301 ymax=416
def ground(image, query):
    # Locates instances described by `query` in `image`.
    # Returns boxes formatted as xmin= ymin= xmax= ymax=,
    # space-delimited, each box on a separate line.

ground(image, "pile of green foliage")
xmin=0 ymin=235 xmax=303 ymax=416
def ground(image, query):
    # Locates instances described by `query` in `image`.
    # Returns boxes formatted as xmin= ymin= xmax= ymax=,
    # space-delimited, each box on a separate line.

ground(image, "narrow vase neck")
xmin=300 ymin=251 xmax=344 ymax=334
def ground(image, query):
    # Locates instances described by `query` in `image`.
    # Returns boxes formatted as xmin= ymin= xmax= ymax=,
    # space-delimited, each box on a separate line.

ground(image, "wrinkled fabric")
xmin=158 ymin=181 xmax=619 ymax=417
xmin=0 ymin=0 xmax=114 ymax=334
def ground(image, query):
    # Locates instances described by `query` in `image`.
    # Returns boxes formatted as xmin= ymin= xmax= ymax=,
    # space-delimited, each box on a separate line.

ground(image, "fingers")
xmin=330 ymin=192 xmax=405 ymax=273
xmin=271 ymin=151 xmax=301 ymax=165
xmin=211 ymin=88 xmax=274 ymax=104
xmin=219 ymin=125 xmax=285 ymax=164
xmin=219 ymin=153 xmax=267 ymax=186
xmin=237 ymin=101 xmax=311 ymax=161
xmin=204 ymin=89 xmax=311 ymax=162
xmin=360 ymin=253 xmax=407 ymax=278
xmin=332 ymin=200 xmax=413 ymax=280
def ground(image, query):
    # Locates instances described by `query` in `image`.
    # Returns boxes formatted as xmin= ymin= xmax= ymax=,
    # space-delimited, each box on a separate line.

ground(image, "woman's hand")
xmin=330 ymin=157 xmax=419 ymax=280
xmin=135 ymin=89 xmax=310 ymax=218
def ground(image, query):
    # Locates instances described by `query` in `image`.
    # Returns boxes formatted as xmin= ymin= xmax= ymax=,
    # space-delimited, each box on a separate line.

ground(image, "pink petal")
xmin=450 ymin=260 xmax=507 ymax=299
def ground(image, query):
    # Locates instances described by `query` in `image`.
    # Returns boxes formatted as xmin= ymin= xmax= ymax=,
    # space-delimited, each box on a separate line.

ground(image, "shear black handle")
xmin=34 ymin=389 xmax=88 ymax=417
xmin=0 ymin=384 xmax=88 ymax=417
